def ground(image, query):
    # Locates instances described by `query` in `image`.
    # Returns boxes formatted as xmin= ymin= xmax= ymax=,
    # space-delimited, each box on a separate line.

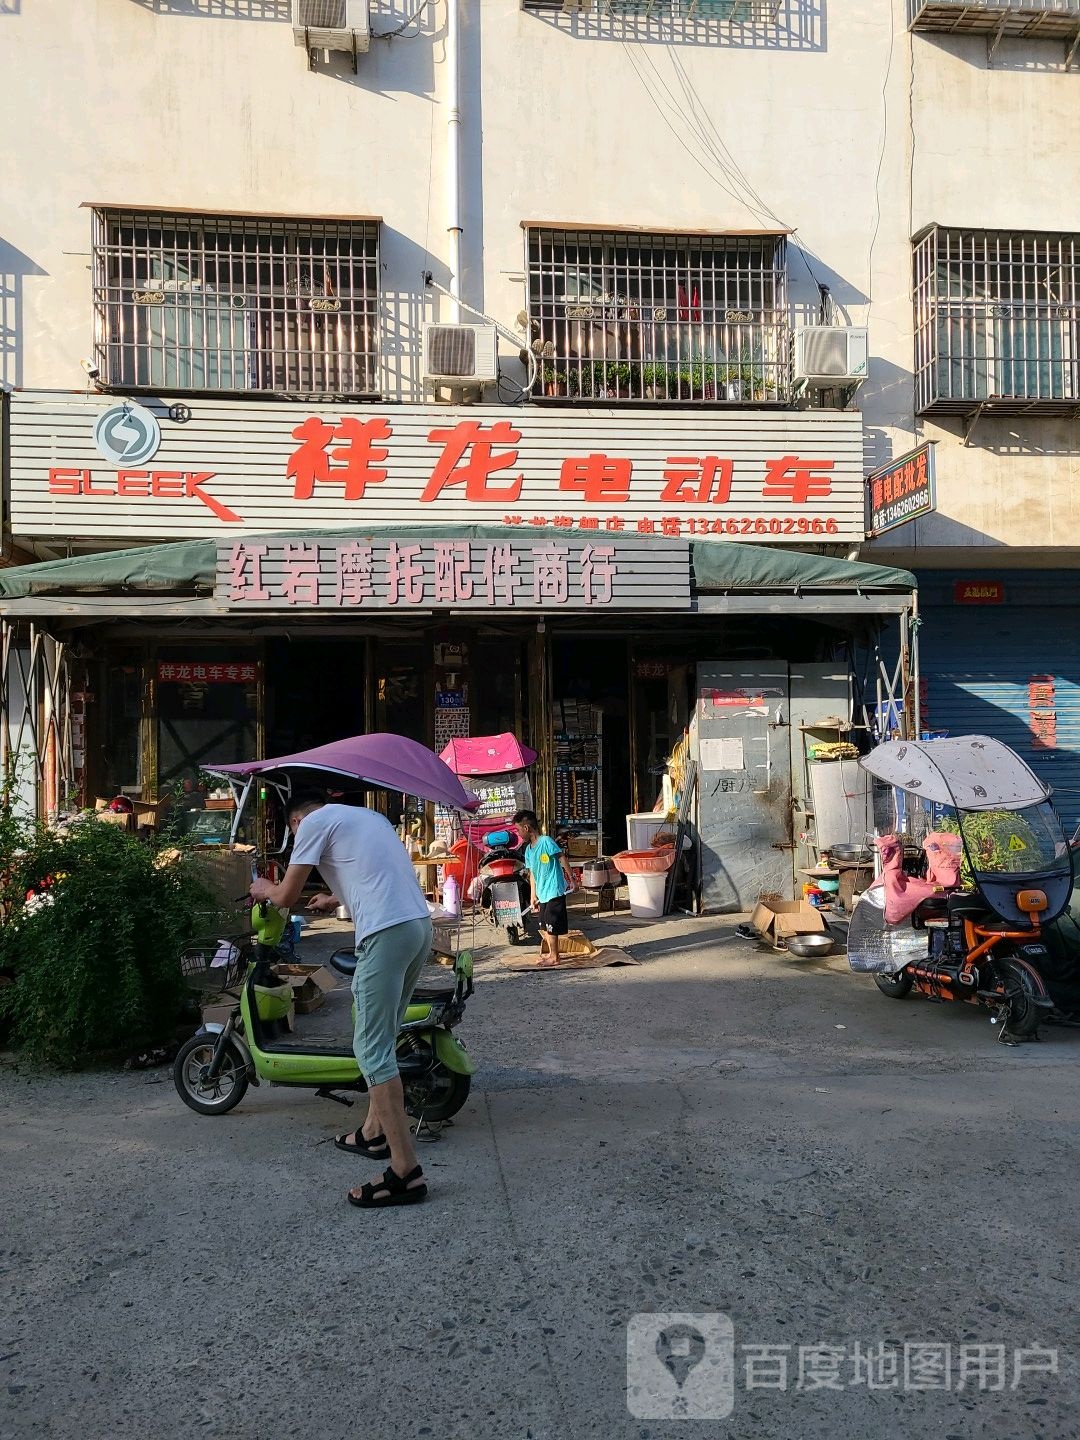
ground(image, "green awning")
xmin=0 ymin=528 xmax=914 ymax=604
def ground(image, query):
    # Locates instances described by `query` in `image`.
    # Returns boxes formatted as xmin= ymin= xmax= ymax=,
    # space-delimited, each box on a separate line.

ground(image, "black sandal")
xmin=334 ymin=1129 xmax=390 ymax=1160
xmin=348 ymin=1165 xmax=428 ymax=1208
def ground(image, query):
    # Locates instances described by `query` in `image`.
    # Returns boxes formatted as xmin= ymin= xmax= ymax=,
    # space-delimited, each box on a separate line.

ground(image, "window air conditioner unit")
xmin=793 ymin=326 xmax=869 ymax=387
xmin=291 ymin=0 xmax=370 ymax=54
xmin=423 ymin=323 xmax=499 ymax=385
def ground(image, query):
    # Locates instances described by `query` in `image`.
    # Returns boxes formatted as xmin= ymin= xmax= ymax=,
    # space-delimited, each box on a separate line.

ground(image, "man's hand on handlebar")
xmin=249 ymin=877 xmax=276 ymax=904
xmin=306 ymin=892 xmax=339 ymax=915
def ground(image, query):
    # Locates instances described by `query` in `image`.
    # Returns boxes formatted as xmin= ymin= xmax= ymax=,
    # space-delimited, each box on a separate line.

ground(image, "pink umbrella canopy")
xmin=439 ymin=732 xmax=537 ymax=777
xmin=212 ymin=733 xmax=480 ymax=811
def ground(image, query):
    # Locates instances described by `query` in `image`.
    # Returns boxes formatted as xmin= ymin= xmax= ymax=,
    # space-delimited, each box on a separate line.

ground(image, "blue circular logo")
xmin=93 ymin=403 xmax=161 ymax=467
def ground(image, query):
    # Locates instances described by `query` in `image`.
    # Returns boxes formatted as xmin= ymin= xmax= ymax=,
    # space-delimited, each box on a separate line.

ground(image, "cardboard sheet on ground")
xmin=499 ymin=929 xmax=640 ymax=971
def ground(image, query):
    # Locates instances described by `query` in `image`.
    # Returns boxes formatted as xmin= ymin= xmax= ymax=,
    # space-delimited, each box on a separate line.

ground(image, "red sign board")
xmin=157 ymin=661 xmax=258 ymax=684
xmin=954 ymin=580 xmax=1004 ymax=605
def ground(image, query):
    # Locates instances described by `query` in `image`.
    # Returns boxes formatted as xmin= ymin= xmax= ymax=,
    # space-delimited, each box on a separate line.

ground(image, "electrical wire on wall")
xmin=373 ymin=0 xmax=433 ymax=41
xmin=619 ymin=40 xmax=830 ymax=303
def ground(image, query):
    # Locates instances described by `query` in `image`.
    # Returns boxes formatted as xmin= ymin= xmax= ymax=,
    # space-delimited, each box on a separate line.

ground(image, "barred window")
xmin=525 ymin=226 xmax=789 ymax=404
xmin=91 ymin=208 xmax=380 ymax=398
xmin=913 ymin=225 xmax=1079 ymax=415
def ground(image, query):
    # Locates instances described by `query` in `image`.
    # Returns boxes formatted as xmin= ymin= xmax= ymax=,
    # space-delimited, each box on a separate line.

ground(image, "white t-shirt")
xmin=289 ymin=804 xmax=429 ymax=943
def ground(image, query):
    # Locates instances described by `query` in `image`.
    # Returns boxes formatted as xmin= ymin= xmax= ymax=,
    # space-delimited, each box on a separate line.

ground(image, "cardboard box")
xmin=749 ymin=897 xmax=828 ymax=948
xmin=191 ymin=845 xmax=257 ymax=912
xmin=272 ymin=962 xmax=341 ymax=1015
xmin=200 ymin=1000 xmax=239 ymax=1029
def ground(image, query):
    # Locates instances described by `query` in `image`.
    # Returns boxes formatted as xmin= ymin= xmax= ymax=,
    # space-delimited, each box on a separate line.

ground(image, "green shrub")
xmin=0 ymin=806 xmax=215 ymax=1068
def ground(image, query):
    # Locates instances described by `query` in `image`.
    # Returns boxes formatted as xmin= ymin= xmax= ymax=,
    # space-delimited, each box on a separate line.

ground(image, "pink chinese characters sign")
xmin=216 ymin=537 xmax=690 ymax=612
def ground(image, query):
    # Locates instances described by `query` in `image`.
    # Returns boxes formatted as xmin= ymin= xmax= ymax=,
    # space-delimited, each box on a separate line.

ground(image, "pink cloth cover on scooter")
xmin=872 ymin=834 xmax=939 ymax=925
xmin=923 ymin=832 xmax=963 ymax=889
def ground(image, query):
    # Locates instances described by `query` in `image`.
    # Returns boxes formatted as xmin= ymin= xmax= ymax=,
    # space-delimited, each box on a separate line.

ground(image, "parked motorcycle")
xmin=475 ymin=827 xmax=534 ymax=946
xmin=172 ymin=733 xmax=479 ymax=1122
xmin=847 ymin=735 xmax=1073 ymax=1040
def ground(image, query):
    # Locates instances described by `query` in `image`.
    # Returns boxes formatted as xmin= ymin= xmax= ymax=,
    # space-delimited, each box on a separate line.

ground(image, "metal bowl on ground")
xmin=829 ymin=844 xmax=873 ymax=864
xmin=785 ymin=933 xmax=837 ymax=959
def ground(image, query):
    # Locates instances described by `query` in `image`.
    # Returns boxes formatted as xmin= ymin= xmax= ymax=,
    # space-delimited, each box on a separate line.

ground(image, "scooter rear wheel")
xmin=173 ymin=1034 xmax=250 ymax=1115
xmin=402 ymin=1055 xmax=472 ymax=1123
xmin=874 ymin=970 xmax=914 ymax=999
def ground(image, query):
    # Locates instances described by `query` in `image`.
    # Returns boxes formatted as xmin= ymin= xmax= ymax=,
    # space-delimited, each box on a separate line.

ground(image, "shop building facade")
xmin=0 ymin=1 xmax=1077 ymax=897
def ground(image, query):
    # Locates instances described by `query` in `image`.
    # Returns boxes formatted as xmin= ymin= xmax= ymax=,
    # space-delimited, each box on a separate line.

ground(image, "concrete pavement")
xmin=2 ymin=906 xmax=1079 ymax=1439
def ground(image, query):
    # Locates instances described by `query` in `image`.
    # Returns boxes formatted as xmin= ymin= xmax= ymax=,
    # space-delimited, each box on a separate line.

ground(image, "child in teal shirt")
xmin=514 ymin=809 xmax=576 ymax=967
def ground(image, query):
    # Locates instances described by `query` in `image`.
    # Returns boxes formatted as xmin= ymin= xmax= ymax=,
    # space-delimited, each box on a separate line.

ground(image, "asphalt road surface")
xmin=3 ymin=910 xmax=1079 ymax=1440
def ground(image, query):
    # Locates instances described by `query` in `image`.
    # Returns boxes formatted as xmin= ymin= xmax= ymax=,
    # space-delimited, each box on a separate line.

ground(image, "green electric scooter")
xmin=173 ymin=899 xmax=475 ymax=1122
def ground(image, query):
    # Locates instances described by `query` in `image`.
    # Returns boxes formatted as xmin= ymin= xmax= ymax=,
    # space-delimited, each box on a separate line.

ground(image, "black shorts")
xmin=538 ymin=895 xmax=569 ymax=937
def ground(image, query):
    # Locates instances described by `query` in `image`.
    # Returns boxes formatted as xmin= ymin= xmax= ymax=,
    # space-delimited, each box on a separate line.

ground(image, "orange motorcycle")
xmin=847 ymin=735 xmax=1073 ymax=1041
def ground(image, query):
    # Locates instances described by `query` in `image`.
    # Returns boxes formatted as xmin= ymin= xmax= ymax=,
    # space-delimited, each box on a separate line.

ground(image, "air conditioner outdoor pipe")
xmin=446 ymin=0 xmax=462 ymax=324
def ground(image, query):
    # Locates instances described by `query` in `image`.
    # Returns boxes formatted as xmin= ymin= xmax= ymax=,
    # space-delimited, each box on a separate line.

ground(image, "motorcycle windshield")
xmin=953 ymin=802 xmax=1073 ymax=925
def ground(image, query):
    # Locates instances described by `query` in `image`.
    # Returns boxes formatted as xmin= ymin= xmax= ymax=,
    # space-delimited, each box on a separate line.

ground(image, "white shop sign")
xmin=9 ymin=391 xmax=866 ymax=543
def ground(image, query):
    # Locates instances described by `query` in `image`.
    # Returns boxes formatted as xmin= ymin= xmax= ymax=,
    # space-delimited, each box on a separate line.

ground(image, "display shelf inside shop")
xmin=553 ymin=700 xmax=603 ymax=860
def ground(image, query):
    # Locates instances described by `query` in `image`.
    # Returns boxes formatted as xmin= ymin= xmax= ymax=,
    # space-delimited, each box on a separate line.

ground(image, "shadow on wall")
xmin=914 ymin=30 xmax=1080 ymax=75
xmin=0 ymin=240 xmax=47 ymax=390
xmin=124 ymin=0 xmax=289 ymax=17
xmin=379 ymin=229 xmax=447 ymax=403
xmin=0 ymin=1 xmax=20 ymax=15
xmin=929 ymin=415 xmax=1080 ymax=460
xmin=522 ymin=0 xmax=826 ymax=54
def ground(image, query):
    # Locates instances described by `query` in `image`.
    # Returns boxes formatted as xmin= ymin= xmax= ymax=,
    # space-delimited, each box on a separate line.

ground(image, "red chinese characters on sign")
xmin=1029 ymin=675 xmax=1057 ymax=752
xmin=761 ymin=456 xmax=834 ymax=504
xmin=158 ymin=661 xmax=257 ymax=684
xmin=559 ymin=455 xmax=632 ymax=504
xmin=278 ymin=419 xmax=841 ymax=517
xmin=287 ymin=416 xmax=391 ymax=501
xmin=422 ymin=421 xmax=524 ymax=503
xmin=660 ymin=456 xmax=733 ymax=505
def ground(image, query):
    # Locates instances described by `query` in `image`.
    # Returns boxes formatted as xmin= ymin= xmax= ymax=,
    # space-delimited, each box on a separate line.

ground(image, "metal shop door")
xmin=697 ymin=665 xmax=793 ymax=912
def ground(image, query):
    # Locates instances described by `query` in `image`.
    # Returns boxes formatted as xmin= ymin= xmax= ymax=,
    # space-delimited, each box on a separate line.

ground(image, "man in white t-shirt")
xmin=249 ymin=789 xmax=432 ymax=1208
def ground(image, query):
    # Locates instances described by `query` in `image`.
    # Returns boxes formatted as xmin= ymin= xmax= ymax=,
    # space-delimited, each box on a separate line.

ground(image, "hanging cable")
xmin=373 ymin=0 xmax=433 ymax=40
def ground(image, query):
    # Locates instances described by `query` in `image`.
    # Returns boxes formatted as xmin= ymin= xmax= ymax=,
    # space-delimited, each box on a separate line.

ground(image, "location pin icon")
xmin=656 ymin=1323 xmax=707 ymax=1389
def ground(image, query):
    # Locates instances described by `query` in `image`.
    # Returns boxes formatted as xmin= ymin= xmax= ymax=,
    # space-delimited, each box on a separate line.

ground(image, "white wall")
xmin=1 ymin=0 xmax=1078 ymax=564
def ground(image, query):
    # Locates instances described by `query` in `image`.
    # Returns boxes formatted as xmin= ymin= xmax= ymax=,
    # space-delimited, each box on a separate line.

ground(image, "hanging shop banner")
xmin=215 ymin=535 xmax=691 ymax=612
xmin=866 ymin=442 xmax=936 ymax=537
xmin=9 ymin=391 xmax=866 ymax=543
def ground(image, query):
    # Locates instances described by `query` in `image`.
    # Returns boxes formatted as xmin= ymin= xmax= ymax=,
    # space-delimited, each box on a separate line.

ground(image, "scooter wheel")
xmin=874 ymin=970 xmax=914 ymax=999
xmin=403 ymin=1063 xmax=472 ymax=1124
xmin=173 ymin=1034 xmax=249 ymax=1115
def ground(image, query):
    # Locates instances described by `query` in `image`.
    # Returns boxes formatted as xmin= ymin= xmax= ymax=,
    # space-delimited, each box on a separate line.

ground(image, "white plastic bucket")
xmin=626 ymin=871 xmax=666 ymax=919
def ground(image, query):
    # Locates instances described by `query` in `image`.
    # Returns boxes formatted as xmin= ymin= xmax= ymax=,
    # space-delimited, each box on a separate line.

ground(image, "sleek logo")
xmin=93 ymin=402 xmax=161 ymax=467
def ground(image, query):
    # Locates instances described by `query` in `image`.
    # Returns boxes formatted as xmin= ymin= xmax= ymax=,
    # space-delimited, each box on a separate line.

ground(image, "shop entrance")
xmin=265 ymin=638 xmax=367 ymax=756
xmin=550 ymin=635 xmax=630 ymax=859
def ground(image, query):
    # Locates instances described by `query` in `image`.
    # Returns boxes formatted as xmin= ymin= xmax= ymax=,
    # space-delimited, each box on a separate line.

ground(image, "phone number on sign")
xmin=686 ymin=517 xmax=841 ymax=536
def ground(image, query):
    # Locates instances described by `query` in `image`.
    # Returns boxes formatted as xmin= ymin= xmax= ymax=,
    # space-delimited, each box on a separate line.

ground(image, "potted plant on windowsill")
xmin=541 ymin=364 xmax=568 ymax=398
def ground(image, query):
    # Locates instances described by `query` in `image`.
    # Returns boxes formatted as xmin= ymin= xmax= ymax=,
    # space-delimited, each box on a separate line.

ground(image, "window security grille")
xmin=913 ymin=226 xmax=1080 ymax=415
xmin=521 ymin=1 xmax=782 ymax=19
xmin=92 ymin=209 xmax=380 ymax=398
xmin=908 ymin=1 xmax=1080 ymax=40
xmin=526 ymin=227 xmax=789 ymax=404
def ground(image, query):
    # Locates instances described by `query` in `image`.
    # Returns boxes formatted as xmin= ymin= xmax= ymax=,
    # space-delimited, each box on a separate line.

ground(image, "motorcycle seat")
xmin=912 ymin=895 xmax=950 ymax=925
xmin=411 ymin=981 xmax=455 ymax=1002
xmin=947 ymin=893 xmax=991 ymax=922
